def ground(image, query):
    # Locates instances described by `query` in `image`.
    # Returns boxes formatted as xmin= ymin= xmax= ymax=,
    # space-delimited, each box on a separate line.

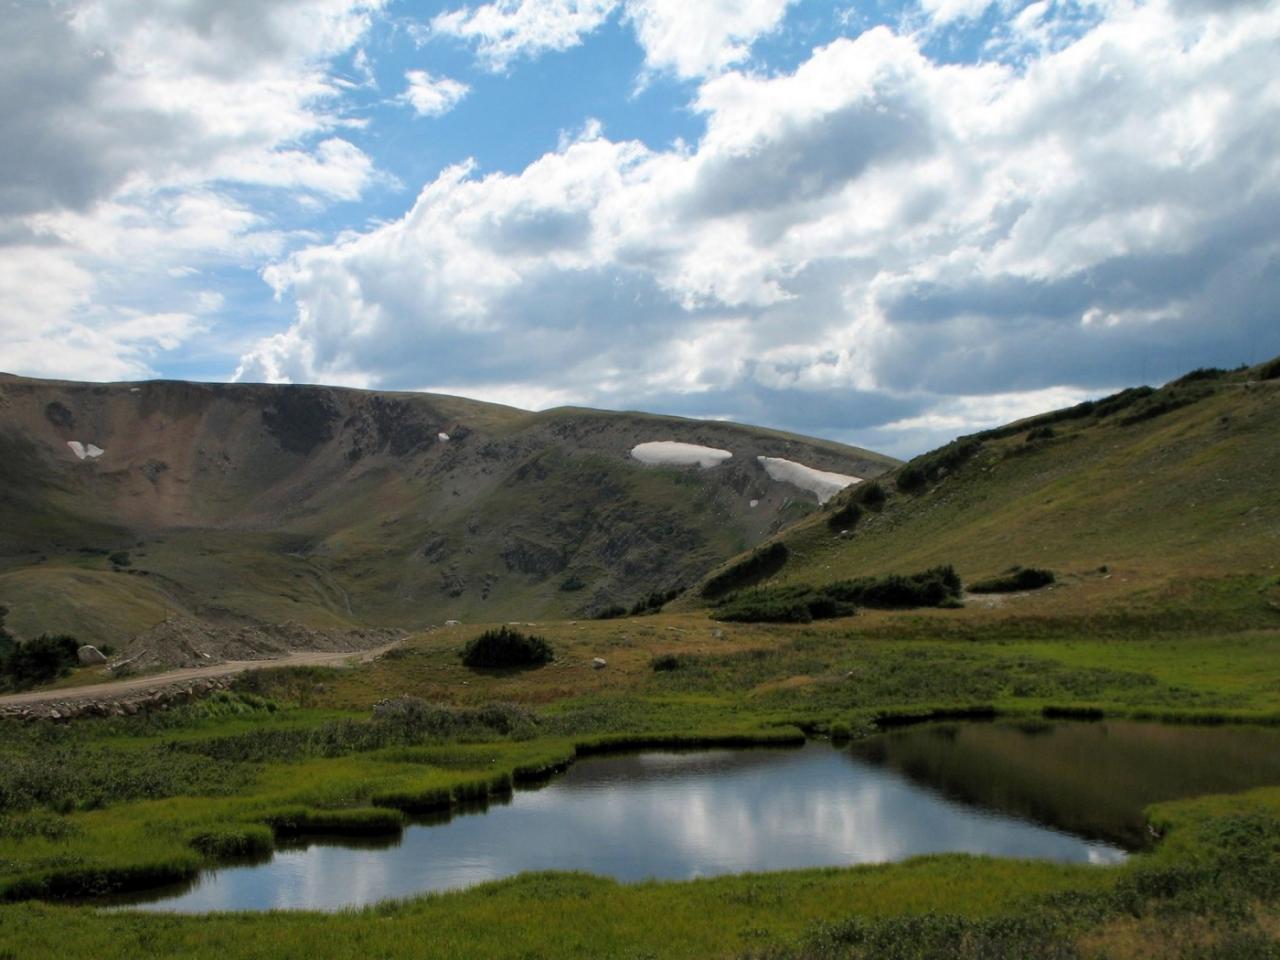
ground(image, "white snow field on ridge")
xmin=630 ymin=441 xmax=733 ymax=469
xmin=757 ymin=456 xmax=859 ymax=504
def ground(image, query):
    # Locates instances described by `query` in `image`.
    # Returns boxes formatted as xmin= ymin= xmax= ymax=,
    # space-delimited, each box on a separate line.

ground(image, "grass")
xmin=1 ymin=363 xmax=1279 ymax=957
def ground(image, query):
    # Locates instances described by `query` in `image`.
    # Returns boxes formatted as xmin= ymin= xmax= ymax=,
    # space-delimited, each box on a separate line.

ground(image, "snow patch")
xmin=67 ymin=441 xmax=105 ymax=460
xmin=757 ymin=457 xmax=859 ymax=504
xmin=631 ymin=441 xmax=732 ymax=469
xmin=438 ymin=432 xmax=450 ymax=441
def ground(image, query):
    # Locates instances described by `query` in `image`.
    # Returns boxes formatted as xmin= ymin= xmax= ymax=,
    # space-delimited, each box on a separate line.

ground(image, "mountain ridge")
xmin=0 ymin=371 xmax=896 ymax=648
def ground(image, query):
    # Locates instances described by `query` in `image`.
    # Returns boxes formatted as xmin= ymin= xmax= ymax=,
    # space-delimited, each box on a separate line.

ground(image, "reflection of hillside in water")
xmin=848 ymin=720 xmax=1280 ymax=848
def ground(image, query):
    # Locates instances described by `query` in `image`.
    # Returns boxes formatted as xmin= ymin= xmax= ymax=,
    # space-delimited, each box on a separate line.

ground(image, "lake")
xmin=103 ymin=719 xmax=1280 ymax=912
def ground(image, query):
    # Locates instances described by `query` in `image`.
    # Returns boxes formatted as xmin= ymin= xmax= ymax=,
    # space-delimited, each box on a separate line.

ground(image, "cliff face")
xmin=0 ymin=374 xmax=896 ymax=644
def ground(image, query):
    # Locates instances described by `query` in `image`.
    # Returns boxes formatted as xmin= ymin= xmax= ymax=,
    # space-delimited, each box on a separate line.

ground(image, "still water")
xmin=106 ymin=720 xmax=1280 ymax=912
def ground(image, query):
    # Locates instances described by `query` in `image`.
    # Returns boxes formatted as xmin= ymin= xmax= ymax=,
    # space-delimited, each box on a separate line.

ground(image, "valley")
xmin=1 ymin=360 xmax=1279 ymax=958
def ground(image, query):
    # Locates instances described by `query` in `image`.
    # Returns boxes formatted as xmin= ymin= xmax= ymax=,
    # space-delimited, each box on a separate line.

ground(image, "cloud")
xmin=430 ymin=0 xmax=795 ymax=79
xmin=0 ymin=0 xmax=383 ymax=380
xmin=400 ymin=70 xmax=470 ymax=117
xmin=240 ymin=0 xmax=1280 ymax=454
xmin=430 ymin=0 xmax=618 ymax=71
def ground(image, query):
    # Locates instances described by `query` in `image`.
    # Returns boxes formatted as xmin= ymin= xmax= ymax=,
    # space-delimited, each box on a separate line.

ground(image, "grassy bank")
xmin=2 ymin=568 xmax=1279 ymax=956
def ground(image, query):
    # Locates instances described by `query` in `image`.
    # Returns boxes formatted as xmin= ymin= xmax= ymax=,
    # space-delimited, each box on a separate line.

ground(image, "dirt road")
xmin=0 ymin=642 xmax=399 ymax=709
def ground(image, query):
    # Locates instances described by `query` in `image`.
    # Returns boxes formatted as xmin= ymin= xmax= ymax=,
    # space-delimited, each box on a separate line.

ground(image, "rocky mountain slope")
xmin=0 ymin=374 xmax=896 ymax=646
xmin=696 ymin=358 xmax=1280 ymax=606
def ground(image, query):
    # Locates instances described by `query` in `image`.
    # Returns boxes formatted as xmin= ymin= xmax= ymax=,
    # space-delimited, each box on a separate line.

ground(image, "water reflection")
xmin=107 ymin=740 xmax=1124 ymax=913
xmin=849 ymin=720 xmax=1280 ymax=848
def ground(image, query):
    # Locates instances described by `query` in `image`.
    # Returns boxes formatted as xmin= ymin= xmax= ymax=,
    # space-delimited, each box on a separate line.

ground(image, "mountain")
xmin=0 ymin=373 xmax=896 ymax=646
xmin=695 ymin=358 xmax=1280 ymax=607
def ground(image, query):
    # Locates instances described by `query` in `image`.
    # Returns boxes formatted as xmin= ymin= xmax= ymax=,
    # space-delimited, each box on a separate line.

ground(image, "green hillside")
xmin=697 ymin=360 xmax=1280 ymax=611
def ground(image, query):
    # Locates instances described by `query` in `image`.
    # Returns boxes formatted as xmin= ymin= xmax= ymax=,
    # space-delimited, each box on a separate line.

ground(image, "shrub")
xmin=827 ymin=500 xmax=862 ymax=532
xmin=712 ymin=566 xmax=962 ymax=623
xmin=108 ymin=551 xmax=131 ymax=567
xmin=969 ymin=567 xmax=1056 ymax=594
xmin=591 ymin=604 xmax=626 ymax=620
xmin=460 ymin=626 xmax=553 ymax=669
xmin=559 ymin=575 xmax=586 ymax=592
xmin=1 ymin=634 xmax=80 ymax=690
xmin=629 ymin=586 xmax=683 ymax=616
xmin=1260 ymin=357 xmax=1280 ymax=381
xmin=853 ymin=480 xmax=887 ymax=510
xmin=651 ymin=654 xmax=682 ymax=672
xmin=895 ymin=463 xmax=927 ymax=493
xmin=1025 ymin=426 xmax=1056 ymax=442
xmin=701 ymin=542 xmax=789 ymax=599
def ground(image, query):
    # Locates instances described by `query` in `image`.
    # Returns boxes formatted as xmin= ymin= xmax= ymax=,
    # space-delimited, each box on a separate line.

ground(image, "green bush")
xmin=558 ymin=575 xmax=586 ymax=592
xmin=460 ymin=627 xmax=553 ymax=669
xmin=108 ymin=551 xmax=131 ymax=567
xmin=713 ymin=566 xmax=962 ymax=623
xmin=827 ymin=501 xmax=862 ymax=532
xmin=650 ymin=654 xmax=683 ymax=672
xmin=701 ymin=542 xmax=789 ymax=599
xmin=1 ymin=634 xmax=80 ymax=691
xmin=1260 ymin=357 xmax=1280 ymax=381
xmin=853 ymin=480 xmax=886 ymax=510
xmin=969 ymin=567 xmax=1056 ymax=594
xmin=628 ymin=586 xmax=682 ymax=616
xmin=591 ymin=604 xmax=626 ymax=620
xmin=1025 ymin=425 xmax=1056 ymax=442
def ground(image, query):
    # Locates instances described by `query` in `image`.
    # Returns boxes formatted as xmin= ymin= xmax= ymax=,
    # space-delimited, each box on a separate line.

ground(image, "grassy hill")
xmin=0 ymin=374 xmax=895 ymax=648
xmin=694 ymin=359 xmax=1280 ymax=613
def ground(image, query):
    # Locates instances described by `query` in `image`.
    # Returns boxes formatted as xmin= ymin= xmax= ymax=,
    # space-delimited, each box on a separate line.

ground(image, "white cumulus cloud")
xmin=401 ymin=70 xmax=471 ymax=116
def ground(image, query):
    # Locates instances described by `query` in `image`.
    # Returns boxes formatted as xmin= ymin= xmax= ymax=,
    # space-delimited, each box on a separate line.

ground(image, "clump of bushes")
xmin=629 ymin=586 xmax=683 ymax=616
xmin=968 ymin=567 xmax=1056 ymax=594
xmin=1 ymin=633 xmax=80 ymax=691
xmin=559 ymin=575 xmax=586 ymax=592
xmin=701 ymin=542 xmax=789 ymax=599
xmin=1025 ymin=426 xmax=1056 ymax=442
xmin=460 ymin=626 xmax=553 ymax=669
xmin=591 ymin=604 xmax=626 ymax=620
xmin=1260 ymin=357 xmax=1280 ymax=381
xmin=108 ymin=551 xmax=131 ymax=568
xmin=713 ymin=566 xmax=962 ymax=623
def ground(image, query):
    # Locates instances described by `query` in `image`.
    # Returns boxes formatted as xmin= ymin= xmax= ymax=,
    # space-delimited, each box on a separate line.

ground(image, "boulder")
xmin=592 ymin=657 xmax=607 ymax=670
xmin=77 ymin=645 xmax=108 ymax=665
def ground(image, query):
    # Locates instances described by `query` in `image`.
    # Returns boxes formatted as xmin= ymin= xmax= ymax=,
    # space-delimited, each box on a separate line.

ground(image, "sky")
xmin=1 ymin=0 xmax=1277 ymax=458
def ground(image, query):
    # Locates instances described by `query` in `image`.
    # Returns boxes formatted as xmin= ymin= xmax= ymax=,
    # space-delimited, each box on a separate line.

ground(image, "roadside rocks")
xmin=0 ymin=675 xmax=234 ymax=723
xmin=77 ymin=644 xmax=109 ymax=665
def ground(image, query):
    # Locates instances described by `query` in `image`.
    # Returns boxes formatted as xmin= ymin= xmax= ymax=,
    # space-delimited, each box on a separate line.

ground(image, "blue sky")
xmin=1 ymin=0 xmax=1277 ymax=458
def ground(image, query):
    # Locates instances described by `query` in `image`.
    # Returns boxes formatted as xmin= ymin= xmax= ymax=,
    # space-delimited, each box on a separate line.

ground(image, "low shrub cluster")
xmin=701 ymin=542 xmax=789 ymax=599
xmin=460 ymin=627 xmax=553 ymax=669
xmin=628 ymin=586 xmax=683 ymax=616
xmin=895 ymin=439 xmax=983 ymax=494
xmin=969 ymin=567 xmax=1056 ymax=594
xmin=591 ymin=604 xmax=627 ymax=620
xmin=827 ymin=501 xmax=862 ymax=532
xmin=0 ymin=633 xmax=79 ymax=692
xmin=714 ymin=567 xmax=962 ymax=623
xmin=650 ymin=653 xmax=684 ymax=672
xmin=1261 ymin=357 xmax=1280 ymax=381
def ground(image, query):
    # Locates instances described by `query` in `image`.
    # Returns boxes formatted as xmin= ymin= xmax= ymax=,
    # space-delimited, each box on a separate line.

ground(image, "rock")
xmin=77 ymin=645 xmax=108 ymax=665
xmin=445 ymin=619 xmax=461 ymax=626
xmin=592 ymin=657 xmax=607 ymax=669
xmin=76 ymin=647 xmax=106 ymax=670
